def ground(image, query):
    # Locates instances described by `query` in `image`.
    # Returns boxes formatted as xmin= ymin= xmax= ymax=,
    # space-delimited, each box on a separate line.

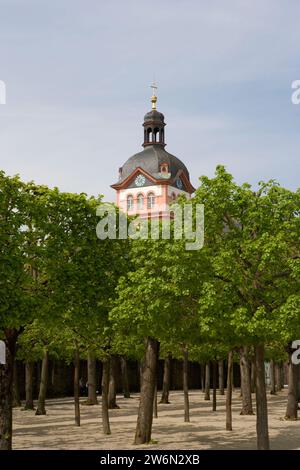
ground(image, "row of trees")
xmin=0 ymin=166 xmax=299 ymax=450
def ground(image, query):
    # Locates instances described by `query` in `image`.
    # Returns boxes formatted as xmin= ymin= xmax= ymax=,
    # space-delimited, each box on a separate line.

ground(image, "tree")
xmin=193 ymin=166 xmax=300 ymax=449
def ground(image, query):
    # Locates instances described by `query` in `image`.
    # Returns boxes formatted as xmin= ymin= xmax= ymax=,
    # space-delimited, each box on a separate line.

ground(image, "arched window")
xmin=137 ymin=193 xmax=144 ymax=210
xmin=127 ymin=195 xmax=134 ymax=211
xmin=147 ymin=192 xmax=155 ymax=209
xmin=147 ymin=127 xmax=152 ymax=143
xmin=160 ymin=163 xmax=168 ymax=173
xmin=171 ymin=192 xmax=176 ymax=201
xmin=154 ymin=127 xmax=159 ymax=142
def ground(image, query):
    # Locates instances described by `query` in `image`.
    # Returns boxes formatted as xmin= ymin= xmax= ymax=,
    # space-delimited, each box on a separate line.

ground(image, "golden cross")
xmin=150 ymin=81 xmax=157 ymax=97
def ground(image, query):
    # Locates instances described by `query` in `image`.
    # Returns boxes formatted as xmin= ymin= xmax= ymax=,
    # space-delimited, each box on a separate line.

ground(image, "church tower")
xmin=111 ymin=85 xmax=195 ymax=218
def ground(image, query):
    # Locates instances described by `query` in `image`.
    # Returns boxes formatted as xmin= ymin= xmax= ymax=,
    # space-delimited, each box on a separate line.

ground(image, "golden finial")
xmin=150 ymin=81 xmax=157 ymax=110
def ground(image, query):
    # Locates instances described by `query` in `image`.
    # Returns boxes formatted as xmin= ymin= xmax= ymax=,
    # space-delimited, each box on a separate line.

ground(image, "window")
xmin=127 ymin=195 xmax=134 ymax=211
xmin=147 ymin=192 xmax=155 ymax=209
xmin=160 ymin=163 xmax=168 ymax=173
xmin=171 ymin=192 xmax=176 ymax=201
xmin=137 ymin=193 xmax=144 ymax=210
xmin=147 ymin=127 xmax=152 ymax=143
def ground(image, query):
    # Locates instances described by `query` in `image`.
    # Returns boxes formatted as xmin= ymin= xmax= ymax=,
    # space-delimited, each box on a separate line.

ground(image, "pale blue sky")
xmin=0 ymin=0 xmax=299 ymax=201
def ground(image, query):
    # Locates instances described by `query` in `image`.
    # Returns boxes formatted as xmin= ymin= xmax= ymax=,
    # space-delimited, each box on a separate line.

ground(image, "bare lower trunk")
xmin=226 ymin=351 xmax=233 ymax=431
xmin=204 ymin=362 xmax=210 ymax=400
xmin=24 ymin=362 xmax=34 ymax=410
xmin=212 ymin=360 xmax=217 ymax=411
xmin=0 ymin=329 xmax=18 ymax=450
xmin=135 ymin=337 xmax=159 ymax=444
xmin=74 ymin=348 xmax=80 ymax=426
xmin=218 ymin=360 xmax=224 ymax=395
xmin=12 ymin=361 xmax=21 ymax=408
xmin=270 ymin=359 xmax=276 ymax=395
xmin=35 ymin=350 xmax=49 ymax=416
xmin=251 ymin=359 xmax=256 ymax=393
xmin=183 ymin=347 xmax=190 ymax=422
xmin=160 ymin=355 xmax=171 ymax=404
xmin=108 ymin=355 xmax=119 ymax=409
xmin=101 ymin=358 xmax=111 ymax=435
xmin=239 ymin=346 xmax=253 ymax=415
xmin=275 ymin=363 xmax=282 ymax=392
xmin=121 ymin=356 xmax=130 ymax=398
xmin=255 ymin=344 xmax=270 ymax=450
xmin=201 ymin=363 xmax=205 ymax=392
xmin=153 ymin=383 xmax=158 ymax=418
xmin=87 ymin=353 xmax=98 ymax=405
xmin=285 ymin=349 xmax=299 ymax=420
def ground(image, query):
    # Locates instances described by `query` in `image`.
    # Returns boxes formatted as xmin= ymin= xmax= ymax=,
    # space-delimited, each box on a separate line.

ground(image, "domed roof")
xmin=118 ymin=144 xmax=190 ymax=182
xmin=144 ymin=109 xmax=165 ymax=123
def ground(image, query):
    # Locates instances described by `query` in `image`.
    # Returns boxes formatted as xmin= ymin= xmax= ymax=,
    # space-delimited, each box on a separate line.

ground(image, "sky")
xmin=0 ymin=0 xmax=299 ymax=201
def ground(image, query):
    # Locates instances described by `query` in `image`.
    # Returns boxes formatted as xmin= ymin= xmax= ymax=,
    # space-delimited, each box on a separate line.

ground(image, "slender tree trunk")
xmin=101 ymin=358 xmax=111 ymax=434
xmin=183 ymin=347 xmax=190 ymax=422
xmin=226 ymin=351 xmax=233 ymax=431
xmin=24 ymin=362 xmax=34 ymax=410
xmin=35 ymin=350 xmax=49 ymax=416
xmin=160 ymin=355 xmax=171 ymax=404
xmin=51 ymin=360 xmax=56 ymax=389
xmin=108 ymin=355 xmax=119 ymax=409
xmin=204 ymin=362 xmax=210 ymax=400
xmin=0 ymin=329 xmax=18 ymax=450
xmin=120 ymin=356 xmax=130 ymax=399
xmin=12 ymin=361 xmax=21 ymax=408
xmin=285 ymin=350 xmax=299 ymax=420
xmin=255 ymin=344 xmax=270 ymax=450
xmin=239 ymin=346 xmax=253 ymax=415
xmin=74 ymin=348 xmax=80 ymax=426
xmin=153 ymin=383 xmax=158 ymax=418
xmin=251 ymin=359 xmax=256 ymax=394
xmin=218 ymin=360 xmax=224 ymax=395
xmin=212 ymin=360 xmax=217 ymax=411
xmin=270 ymin=359 xmax=276 ymax=395
xmin=201 ymin=363 xmax=205 ymax=392
xmin=87 ymin=353 xmax=98 ymax=405
xmin=280 ymin=363 xmax=285 ymax=389
xmin=275 ymin=363 xmax=282 ymax=392
xmin=135 ymin=337 xmax=159 ymax=444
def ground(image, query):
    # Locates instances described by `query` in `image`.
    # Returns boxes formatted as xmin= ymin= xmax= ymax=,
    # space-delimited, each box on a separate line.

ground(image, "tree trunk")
xmin=35 ymin=350 xmax=49 ymax=415
xmin=285 ymin=350 xmax=299 ymax=420
xmin=183 ymin=347 xmax=190 ymax=422
xmin=24 ymin=362 xmax=34 ymax=410
xmin=255 ymin=344 xmax=270 ymax=450
xmin=160 ymin=355 xmax=171 ymax=404
xmin=201 ymin=363 xmax=205 ymax=392
xmin=134 ymin=337 xmax=159 ymax=444
xmin=87 ymin=353 xmax=98 ymax=405
xmin=0 ymin=329 xmax=18 ymax=450
xmin=108 ymin=355 xmax=119 ymax=409
xmin=51 ymin=360 xmax=56 ymax=389
xmin=218 ymin=360 xmax=224 ymax=395
xmin=226 ymin=351 xmax=233 ymax=431
xmin=275 ymin=363 xmax=282 ymax=392
xmin=153 ymin=383 xmax=158 ymax=418
xmin=239 ymin=346 xmax=254 ymax=415
xmin=12 ymin=361 xmax=21 ymax=408
xmin=251 ymin=359 xmax=256 ymax=393
xmin=212 ymin=360 xmax=217 ymax=411
xmin=120 ymin=356 xmax=130 ymax=398
xmin=204 ymin=362 xmax=210 ymax=400
xmin=101 ymin=358 xmax=111 ymax=434
xmin=74 ymin=348 xmax=80 ymax=426
xmin=270 ymin=359 xmax=276 ymax=395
